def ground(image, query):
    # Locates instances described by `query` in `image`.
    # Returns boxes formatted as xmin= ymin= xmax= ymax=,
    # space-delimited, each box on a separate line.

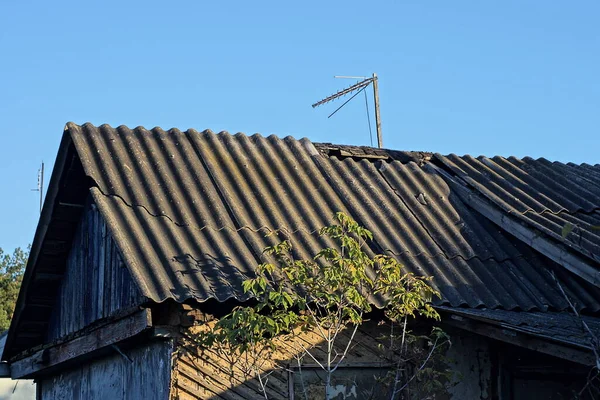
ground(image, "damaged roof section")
xmin=314 ymin=142 xmax=433 ymax=165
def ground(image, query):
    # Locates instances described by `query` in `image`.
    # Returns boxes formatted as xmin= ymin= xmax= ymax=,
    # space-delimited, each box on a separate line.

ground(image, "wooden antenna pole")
xmin=372 ymin=73 xmax=383 ymax=148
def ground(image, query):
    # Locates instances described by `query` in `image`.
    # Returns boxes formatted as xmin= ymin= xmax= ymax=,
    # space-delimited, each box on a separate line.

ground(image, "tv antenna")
xmin=312 ymin=73 xmax=383 ymax=148
xmin=31 ymin=162 xmax=44 ymax=214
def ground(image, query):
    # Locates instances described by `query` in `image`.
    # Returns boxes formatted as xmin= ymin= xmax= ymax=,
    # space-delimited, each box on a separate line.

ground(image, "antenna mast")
xmin=31 ymin=162 xmax=44 ymax=214
xmin=371 ymin=73 xmax=382 ymax=149
xmin=312 ymin=73 xmax=383 ymax=148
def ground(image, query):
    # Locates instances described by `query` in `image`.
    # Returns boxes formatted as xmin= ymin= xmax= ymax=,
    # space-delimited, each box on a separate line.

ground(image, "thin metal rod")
xmin=327 ymin=84 xmax=369 ymax=118
xmin=334 ymin=76 xmax=369 ymax=79
xmin=372 ymin=73 xmax=383 ymax=148
xmin=40 ymin=162 xmax=44 ymax=214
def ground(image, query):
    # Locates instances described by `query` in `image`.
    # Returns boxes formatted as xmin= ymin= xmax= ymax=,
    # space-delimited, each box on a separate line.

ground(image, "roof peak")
xmin=66 ymin=121 xmax=306 ymax=145
xmin=64 ymin=122 xmax=600 ymax=167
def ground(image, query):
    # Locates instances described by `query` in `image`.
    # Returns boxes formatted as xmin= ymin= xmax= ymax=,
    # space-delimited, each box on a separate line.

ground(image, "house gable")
xmin=2 ymin=130 xmax=148 ymax=361
xmin=46 ymin=195 xmax=145 ymax=342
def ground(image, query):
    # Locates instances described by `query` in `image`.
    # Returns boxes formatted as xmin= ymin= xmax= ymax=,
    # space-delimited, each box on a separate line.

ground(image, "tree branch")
xmin=551 ymin=272 xmax=600 ymax=370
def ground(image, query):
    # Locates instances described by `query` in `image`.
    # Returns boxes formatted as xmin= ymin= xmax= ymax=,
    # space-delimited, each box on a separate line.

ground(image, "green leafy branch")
xmin=187 ymin=212 xmax=447 ymax=399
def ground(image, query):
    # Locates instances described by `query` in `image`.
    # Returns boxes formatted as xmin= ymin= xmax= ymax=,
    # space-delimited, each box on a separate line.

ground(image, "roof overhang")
xmin=439 ymin=307 xmax=599 ymax=366
xmin=3 ymin=126 xmax=90 ymax=361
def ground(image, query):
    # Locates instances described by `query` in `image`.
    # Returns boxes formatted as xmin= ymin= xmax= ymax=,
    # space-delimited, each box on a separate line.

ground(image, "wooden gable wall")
xmin=46 ymin=195 xmax=146 ymax=341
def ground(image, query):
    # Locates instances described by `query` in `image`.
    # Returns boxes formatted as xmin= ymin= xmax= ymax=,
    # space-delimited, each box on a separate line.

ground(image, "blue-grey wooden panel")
xmin=47 ymin=197 xmax=145 ymax=341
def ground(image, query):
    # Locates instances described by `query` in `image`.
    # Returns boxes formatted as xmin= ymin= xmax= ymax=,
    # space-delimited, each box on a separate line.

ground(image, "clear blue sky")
xmin=1 ymin=1 xmax=599 ymax=252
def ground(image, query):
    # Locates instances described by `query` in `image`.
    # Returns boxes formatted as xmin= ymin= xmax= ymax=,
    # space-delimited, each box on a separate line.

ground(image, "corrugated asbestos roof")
xmin=67 ymin=123 xmax=600 ymax=312
xmin=434 ymin=154 xmax=600 ymax=264
xmin=6 ymin=122 xmax=600 ymax=361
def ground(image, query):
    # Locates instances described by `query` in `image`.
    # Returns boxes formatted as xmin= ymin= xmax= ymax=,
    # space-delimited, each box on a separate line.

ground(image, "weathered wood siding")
xmin=37 ymin=340 xmax=173 ymax=400
xmin=171 ymin=321 xmax=404 ymax=400
xmin=47 ymin=197 xmax=145 ymax=341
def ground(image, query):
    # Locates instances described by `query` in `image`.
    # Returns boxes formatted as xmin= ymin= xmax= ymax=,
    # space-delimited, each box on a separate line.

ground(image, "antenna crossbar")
xmin=311 ymin=77 xmax=373 ymax=108
xmin=312 ymin=73 xmax=383 ymax=148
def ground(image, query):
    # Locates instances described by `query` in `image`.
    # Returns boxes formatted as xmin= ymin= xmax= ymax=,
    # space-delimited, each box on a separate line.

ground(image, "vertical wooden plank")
xmin=98 ymin=216 xmax=106 ymax=319
xmin=105 ymin=228 xmax=113 ymax=317
xmin=39 ymin=341 xmax=173 ymax=400
xmin=83 ymin=209 xmax=91 ymax=328
xmin=45 ymin=196 xmax=145 ymax=342
xmin=90 ymin=205 xmax=98 ymax=321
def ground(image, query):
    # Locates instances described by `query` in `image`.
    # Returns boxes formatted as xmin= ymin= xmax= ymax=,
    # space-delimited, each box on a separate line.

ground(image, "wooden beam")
xmin=443 ymin=316 xmax=595 ymax=366
xmin=32 ymin=272 xmax=64 ymax=281
xmin=10 ymin=309 xmax=152 ymax=379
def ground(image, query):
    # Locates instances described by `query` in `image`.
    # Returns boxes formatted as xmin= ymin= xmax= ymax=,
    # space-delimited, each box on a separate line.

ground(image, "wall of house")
xmin=496 ymin=343 xmax=592 ymax=399
xmin=442 ymin=327 xmax=594 ymax=400
xmin=445 ymin=328 xmax=492 ymax=400
xmin=47 ymin=198 xmax=145 ymax=341
xmin=37 ymin=339 xmax=173 ymax=400
xmin=171 ymin=320 xmax=462 ymax=400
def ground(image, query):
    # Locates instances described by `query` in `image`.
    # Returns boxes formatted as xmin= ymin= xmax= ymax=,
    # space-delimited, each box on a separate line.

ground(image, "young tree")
xmin=0 ymin=247 xmax=28 ymax=332
xmin=188 ymin=213 xmax=450 ymax=399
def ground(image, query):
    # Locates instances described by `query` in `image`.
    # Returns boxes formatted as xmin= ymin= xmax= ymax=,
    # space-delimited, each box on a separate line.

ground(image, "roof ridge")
xmin=68 ymin=122 xmax=308 ymax=144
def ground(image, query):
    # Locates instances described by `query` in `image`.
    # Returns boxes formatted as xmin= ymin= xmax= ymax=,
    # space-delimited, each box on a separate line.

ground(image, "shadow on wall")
xmin=173 ymin=320 xmax=457 ymax=400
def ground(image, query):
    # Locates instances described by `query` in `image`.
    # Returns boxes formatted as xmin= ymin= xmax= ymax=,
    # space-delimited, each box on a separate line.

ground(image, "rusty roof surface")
xmin=67 ymin=123 xmax=600 ymax=312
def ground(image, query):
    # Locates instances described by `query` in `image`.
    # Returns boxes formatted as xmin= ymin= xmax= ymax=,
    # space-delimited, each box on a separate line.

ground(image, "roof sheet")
xmin=434 ymin=154 xmax=600 ymax=263
xmin=68 ymin=123 xmax=600 ymax=312
xmin=440 ymin=307 xmax=600 ymax=351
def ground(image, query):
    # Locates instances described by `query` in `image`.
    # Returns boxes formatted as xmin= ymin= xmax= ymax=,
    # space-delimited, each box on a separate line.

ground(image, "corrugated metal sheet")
xmin=434 ymin=154 xmax=600 ymax=263
xmin=66 ymin=123 xmax=600 ymax=313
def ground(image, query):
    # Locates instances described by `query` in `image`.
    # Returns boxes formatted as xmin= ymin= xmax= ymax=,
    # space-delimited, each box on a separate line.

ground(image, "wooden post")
xmin=372 ymin=73 xmax=383 ymax=148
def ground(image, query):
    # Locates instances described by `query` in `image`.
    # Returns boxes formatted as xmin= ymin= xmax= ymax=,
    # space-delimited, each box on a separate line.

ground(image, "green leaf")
xmin=561 ymin=222 xmax=575 ymax=238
